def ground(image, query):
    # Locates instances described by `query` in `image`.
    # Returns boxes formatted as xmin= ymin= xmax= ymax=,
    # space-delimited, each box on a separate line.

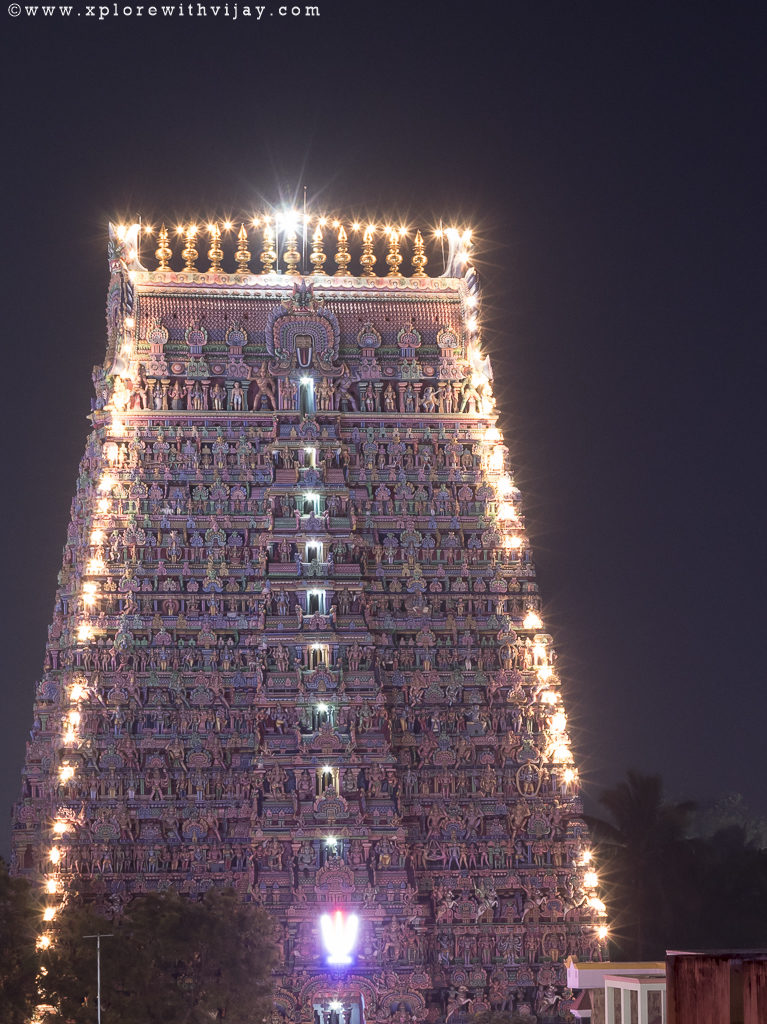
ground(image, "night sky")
xmin=1 ymin=2 xmax=765 ymax=860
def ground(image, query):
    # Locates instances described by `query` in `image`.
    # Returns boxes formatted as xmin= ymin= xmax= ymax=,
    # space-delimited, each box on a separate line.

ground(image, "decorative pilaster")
xmin=154 ymin=224 xmax=172 ymax=270
xmin=283 ymin=224 xmax=301 ymax=276
xmin=310 ymin=225 xmax=327 ymax=275
xmin=260 ymin=220 xmax=277 ymax=274
xmin=334 ymin=224 xmax=351 ymax=276
xmin=235 ymin=224 xmax=252 ymax=275
xmin=411 ymin=230 xmax=428 ymax=278
xmin=207 ymin=223 xmax=224 ymax=272
xmin=360 ymin=226 xmax=376 ymax=277
xmin=386 ymin=228 xmax=403 ymax=277
xmin=182 ymin=225 xmax=199 ymax=272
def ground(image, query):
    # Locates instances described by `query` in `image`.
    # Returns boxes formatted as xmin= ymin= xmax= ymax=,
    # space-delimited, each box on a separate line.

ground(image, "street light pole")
xmin=83 ymin=932 xmax=113 ymax=1024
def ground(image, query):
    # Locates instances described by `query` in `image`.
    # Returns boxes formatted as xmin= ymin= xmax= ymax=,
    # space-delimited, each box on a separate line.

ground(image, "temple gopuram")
xmin=13 ymin=215 xmax=607 ymax=1023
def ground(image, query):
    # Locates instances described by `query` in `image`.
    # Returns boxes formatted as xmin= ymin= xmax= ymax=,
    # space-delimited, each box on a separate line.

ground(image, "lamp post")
xmin=83 ymin=932 xmax=113 ymax=1024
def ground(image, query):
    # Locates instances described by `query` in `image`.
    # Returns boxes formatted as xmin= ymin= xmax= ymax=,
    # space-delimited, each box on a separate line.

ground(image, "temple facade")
xmin=13 ymin=217 xmax=606 ymax=1023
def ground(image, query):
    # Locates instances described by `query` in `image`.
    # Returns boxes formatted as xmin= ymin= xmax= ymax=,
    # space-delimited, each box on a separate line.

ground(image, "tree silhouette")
xmin=587 ymin=770 xmax=697 ymax=959
xmin=688 ymin=825 xmax=767 ymax=949
xmin=0 ymin=858 xmax=40 ymax=1024
xmin=39 ymin=888 xmax=277 ymax=1024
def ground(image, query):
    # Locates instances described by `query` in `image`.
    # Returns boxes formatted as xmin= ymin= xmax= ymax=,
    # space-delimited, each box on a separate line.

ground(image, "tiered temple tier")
xmin=13 ymin=224 xmax=603 ymax=1024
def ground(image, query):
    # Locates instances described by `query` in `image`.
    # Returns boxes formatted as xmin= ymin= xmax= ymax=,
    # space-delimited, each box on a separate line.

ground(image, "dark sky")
xmin=1 ymin=1 xmax=765 ymax=860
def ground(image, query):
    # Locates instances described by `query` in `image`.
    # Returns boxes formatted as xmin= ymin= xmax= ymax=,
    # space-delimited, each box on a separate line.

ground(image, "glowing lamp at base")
xmin=320 ymin=909 xmax=359 ymax=965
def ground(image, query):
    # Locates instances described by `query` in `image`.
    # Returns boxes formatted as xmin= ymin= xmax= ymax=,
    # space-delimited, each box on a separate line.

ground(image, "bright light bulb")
xmin=498 ymin=502 xmax=516 ymax=521
xmin=43 ymin=907 xmax=56 ymax=922
xmin=77 ymin=624 xmax=94 ymax=642
xmin=597 ymin=925 xmax=609 ymax=940
xmin=489 ymin=450 xmax=505 ymax=473
xmin=37 ymin=934 xmax=52 ymax=950
xmin=90 ymin=529 xmax=104 ymax=545
xmin=58 ymin=765 xmax=74 ymax=782
xmin=485 ymin=427 xmax=501 ymax=442
xmin=45 ymin=878 xmax=58 ymax=894
xmin=550 ymin=712 xmax=567 ymax=733
xmin=48 ymin=848 xmax=61 ymax=864
xmin=52 ymin=821 xmax=68 ymax=835
xmin=70 ymin=683 xmax=86 ymax=701
xmin=279 ymin=210 xmax=299 ymax=234
xmin=523 ymin=610 xmax=543 ymax=629
xmin=537 ymin=664 xmax=553 ymax=681
xmin=320 ymin=910 xmax=359 ymax=965
xmin=587 ymin=896 xmax=607 ymax=915
xmin=98 ymin=475 xmax=115 ymax=492
xmin=584 ymin=871 xmax=599 ymax=888
xmin=97 ymin=498 xmax=110 ymax=513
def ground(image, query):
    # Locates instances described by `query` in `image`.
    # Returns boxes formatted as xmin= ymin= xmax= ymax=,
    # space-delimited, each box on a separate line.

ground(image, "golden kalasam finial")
xmin=386 ymin=228 xmax=403 ymax=277
xmin=411 ymin=229 xmax=428 ymax=278
xmin=310 ymin=225 xmax=327 ymax=275
xmin=283 ymin=223 xmax=301 ymax=276
xmin=260 ymin=220 xmax=277 ymax=274
xmin=182 ymin=225 xmax=199 ymax=271
xmin=235 ymin=224 xmax=251 ymax=275
xmin=334 ymin=224 xmax=352 ymax=276
xmin=155 ymin=223 xmax=172 ymax=270
xmin=207 ymin=223 xmax=224 ymax=272
xmin=360 ymin=225 xmax=376 ymax=277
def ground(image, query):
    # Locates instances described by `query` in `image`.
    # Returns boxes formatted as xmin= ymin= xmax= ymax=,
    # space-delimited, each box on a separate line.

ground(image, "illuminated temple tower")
xmin=13 ymin=216 xmax=606 ymax=1022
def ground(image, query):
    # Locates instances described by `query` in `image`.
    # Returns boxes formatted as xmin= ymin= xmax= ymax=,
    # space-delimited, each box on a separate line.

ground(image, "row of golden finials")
xmin=148 ymin=221 xmax=453 ymax=277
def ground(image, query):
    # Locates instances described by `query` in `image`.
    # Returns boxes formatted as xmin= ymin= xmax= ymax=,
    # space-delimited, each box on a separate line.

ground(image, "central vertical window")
xmin=305 ymin=540 xmax=323 ymax=562
xmin=299 ymin=377 xmax=315 ymax=415
xmin=309 ymin=643 xmax=329 ymax=669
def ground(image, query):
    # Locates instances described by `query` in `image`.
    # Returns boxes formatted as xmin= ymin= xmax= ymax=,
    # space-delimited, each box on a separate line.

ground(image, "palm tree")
xmin=586 ymin=770 xmax=697 ymax=959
